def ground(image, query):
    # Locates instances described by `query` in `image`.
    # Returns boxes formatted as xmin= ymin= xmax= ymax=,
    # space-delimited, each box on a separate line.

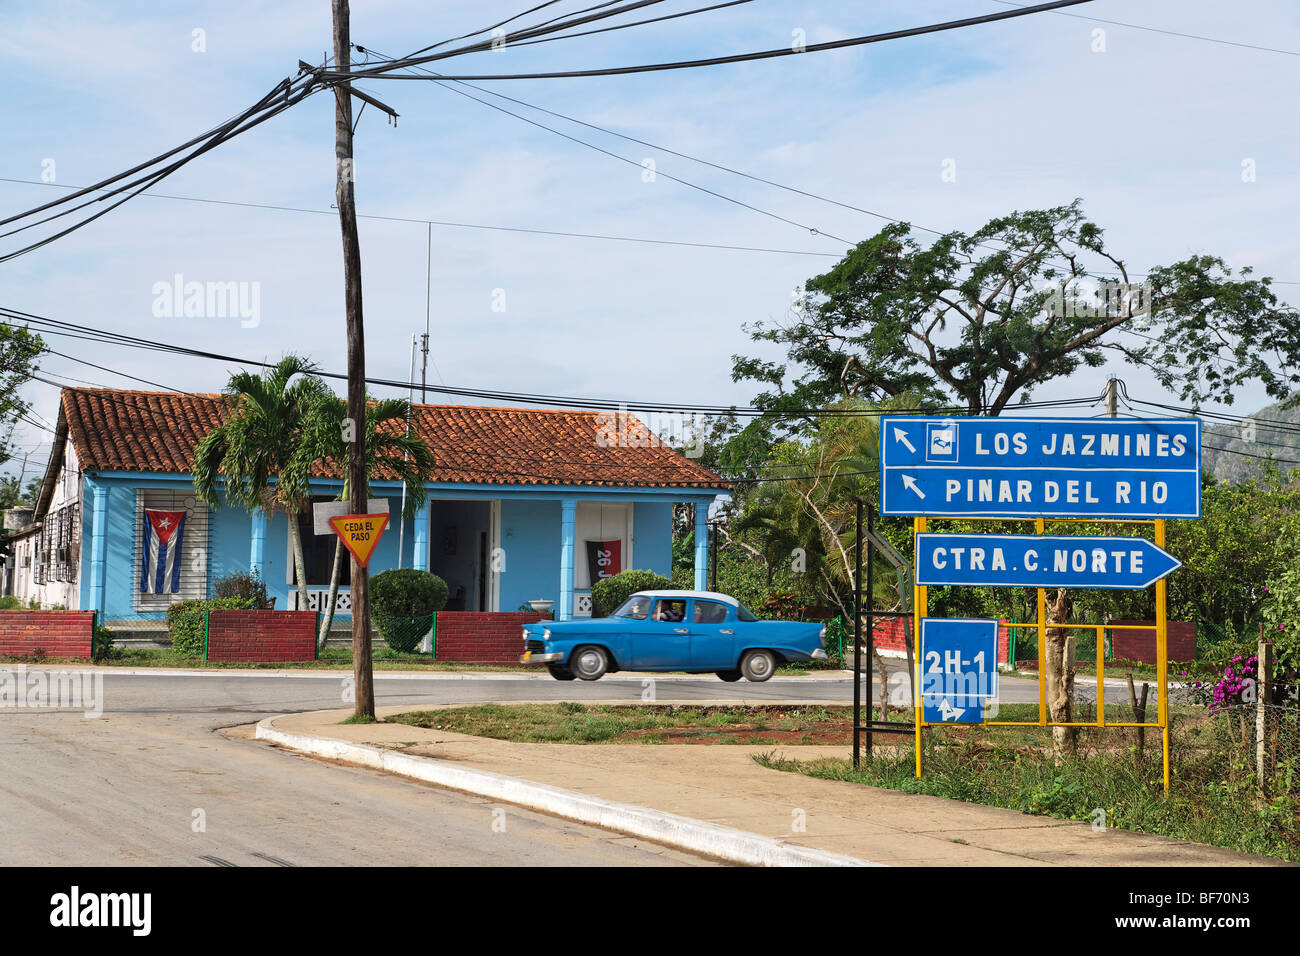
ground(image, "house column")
xmin=693 ymin=500 xmax=709 ymax=590
xmin=88 ymin=478 xmax=108 ymax=616
xmin=559 ymin=497 xmax=577 ymax=620
xmin=250 ymin=507 xmax=267 ymax=579
xmin=412 ymin=500 xmax=430 ymax=572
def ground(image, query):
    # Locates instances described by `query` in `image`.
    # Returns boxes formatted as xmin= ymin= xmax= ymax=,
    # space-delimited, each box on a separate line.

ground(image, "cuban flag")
xmin=141 ymin=509 xmax=187 ymax=594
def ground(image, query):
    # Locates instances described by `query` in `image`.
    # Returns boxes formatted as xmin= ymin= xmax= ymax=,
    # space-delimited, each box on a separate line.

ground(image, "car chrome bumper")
xmin=520 ymin=651 xmax=564 ymax=663
xmin=811 ymin=648 xmax=829 ymax=660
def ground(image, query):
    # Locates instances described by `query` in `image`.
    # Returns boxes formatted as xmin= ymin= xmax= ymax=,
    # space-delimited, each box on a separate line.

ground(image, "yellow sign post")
xmin=912 ymin=514 xmax=1172 ymax=793
xmin=328 ymin=512 xmax=391 ymax=569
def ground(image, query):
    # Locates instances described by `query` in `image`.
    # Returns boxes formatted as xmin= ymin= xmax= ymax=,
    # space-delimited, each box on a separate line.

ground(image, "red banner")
xmin=585 ymin=539 xmax=622 ymax=584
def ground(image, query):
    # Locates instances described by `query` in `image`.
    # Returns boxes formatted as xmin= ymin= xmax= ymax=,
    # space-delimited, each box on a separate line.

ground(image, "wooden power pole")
xmin=332 ymin=0 xmax=374 ymax=719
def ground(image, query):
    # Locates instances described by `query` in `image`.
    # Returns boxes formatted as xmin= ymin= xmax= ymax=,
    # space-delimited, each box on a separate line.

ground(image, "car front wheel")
xmin=740 ymin=650 xmax=776 ymax=683
xmin=548 ymin=664 xmax=576 ymax=681
xmin=716 ymin=669 xmax=742 ymax=682
xmin=571 ymin=646 xmax=610 ymax=681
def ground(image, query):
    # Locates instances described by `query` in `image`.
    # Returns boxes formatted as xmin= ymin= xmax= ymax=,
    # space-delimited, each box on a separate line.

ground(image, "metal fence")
xmin=372 ymin=613 xmax=436 ymax=656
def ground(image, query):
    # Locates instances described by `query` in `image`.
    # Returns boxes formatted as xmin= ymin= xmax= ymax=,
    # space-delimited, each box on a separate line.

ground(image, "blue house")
xmin=20 ymin=388 xmax=727 ymax=630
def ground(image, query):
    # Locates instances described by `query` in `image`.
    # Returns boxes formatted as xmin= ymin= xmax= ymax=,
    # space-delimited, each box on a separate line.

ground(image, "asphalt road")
xmin=0 ymin=667 xmax=1109 ymax=866
xmin=0 ymin=671 xmax=740 ymax=867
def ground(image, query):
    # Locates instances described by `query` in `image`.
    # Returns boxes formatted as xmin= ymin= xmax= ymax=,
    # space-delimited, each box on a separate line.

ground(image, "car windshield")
xmin=613 ymin=595 xmax=653 ymax=620
xmin=736 ymin=603 xmax=759 ymax=622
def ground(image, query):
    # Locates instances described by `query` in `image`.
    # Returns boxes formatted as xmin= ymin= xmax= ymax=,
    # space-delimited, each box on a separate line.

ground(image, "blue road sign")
xmin=879 ymin=416 xmax=1201 ymax=519
xmin=920 ymin=618 xmax=999 ymax=724
xmin=916 ymin=533 xmax=1181 ymax=590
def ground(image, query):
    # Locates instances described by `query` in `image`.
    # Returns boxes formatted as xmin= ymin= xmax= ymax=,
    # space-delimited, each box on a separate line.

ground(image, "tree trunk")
xmin=287 ymin=508 xmax=310 ymax=614
xmin=872 ymin=646 xmax=891 ymax=718
xmin=1046 ymin=588 xmax=1077 ymax=759
xmin=318 ymin=536 xmax=345 ymax=647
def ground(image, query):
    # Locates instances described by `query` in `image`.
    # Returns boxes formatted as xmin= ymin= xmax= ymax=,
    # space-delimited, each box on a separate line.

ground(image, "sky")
xmin=2 ymin=0 xmax=1298 ymax=481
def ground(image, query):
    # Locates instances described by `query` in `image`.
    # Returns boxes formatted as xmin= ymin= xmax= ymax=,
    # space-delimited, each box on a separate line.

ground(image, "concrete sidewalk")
xmin=258 ymin=704 xmax=1277 ymax=867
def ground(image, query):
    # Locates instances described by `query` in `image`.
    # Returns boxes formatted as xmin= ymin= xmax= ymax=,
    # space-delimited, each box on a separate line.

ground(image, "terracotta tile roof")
xmin=59 ymin=388 xmax=727 ymax=490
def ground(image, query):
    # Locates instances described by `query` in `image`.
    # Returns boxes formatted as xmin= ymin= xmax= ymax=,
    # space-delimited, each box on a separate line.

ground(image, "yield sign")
xmin=328 ymin=513 xmax=391 ymax=568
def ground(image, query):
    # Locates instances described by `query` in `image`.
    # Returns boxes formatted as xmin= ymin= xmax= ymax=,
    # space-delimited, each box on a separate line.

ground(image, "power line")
xmin=5 ymin=304 xmax=1111 ymax=420
xmin=336 ymin=1 xmax=1097 ymax=82
xmin=0 ymin=177 xmax=839 ymax=258
xmin=989 ymin=0 xmax=1300 ymax=57
xmin=399 ymin=61 xmax=852 ymax=245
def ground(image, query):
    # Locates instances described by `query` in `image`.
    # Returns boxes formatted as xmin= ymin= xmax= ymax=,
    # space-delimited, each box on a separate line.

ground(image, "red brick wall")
xmin=434 ymin=611 xmax=552 ymax=663
xmin=1111 ymin=620 xmax=1195 ymax=665
xmin=869 ymin=616 xmax=1010 ymax=663
xmin=205 ymin=610 xmax=317 ymax=662
xmin=0 ymin=610 xmax=95 ymax=659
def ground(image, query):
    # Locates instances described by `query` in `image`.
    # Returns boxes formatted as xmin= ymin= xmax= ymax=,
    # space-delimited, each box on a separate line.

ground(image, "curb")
xmin=255 ymin=715 xmax=879 ymax=868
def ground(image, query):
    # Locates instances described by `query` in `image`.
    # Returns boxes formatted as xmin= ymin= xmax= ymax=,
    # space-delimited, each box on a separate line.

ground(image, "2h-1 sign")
xmin=916 ymin=533 xmax=1181 ymax=590
xmin=880 ymin=416 xmax=1201 ymax=519
xmin=920 ymin=618 xmax=999 ymax=725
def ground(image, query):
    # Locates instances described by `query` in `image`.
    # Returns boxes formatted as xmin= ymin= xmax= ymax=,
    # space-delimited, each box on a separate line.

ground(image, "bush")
xmin=370 ymin=569 xmax=449 ymax=653
xmin=591 ymin=569 xmax=674 ymax=617
xmin=213 ymin=569 xmax=271 ymax=608
xmin=93 ymin=625 xmax=115 ymax=662
xmin=168 ymin=597 xmax=257 ymax=657
xmin=0 ymin=595 xmax=22 ymax=610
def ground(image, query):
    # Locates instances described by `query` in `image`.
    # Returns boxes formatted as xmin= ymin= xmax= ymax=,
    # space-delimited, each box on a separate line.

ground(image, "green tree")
xmin=0 ymin=475 xmax=43 ymax=511
xmin=733 ymin=200 xmax=1300 ymax=423
xmin=192 ymin=355 xmax=333 ymax=613
xmin=0 ymin=325 xmax=45 ymax=469
xmin=289 ymin=394 xmax=437 ymax=645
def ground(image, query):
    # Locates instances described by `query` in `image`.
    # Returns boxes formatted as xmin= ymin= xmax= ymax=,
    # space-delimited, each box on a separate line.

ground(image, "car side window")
xmin=736 ymin=604 xmax=759 ymax=622
xmin=693 ymin=601 xmax=728 ymax=624
xmin=651 ymin=600 xmax=686 ymax=622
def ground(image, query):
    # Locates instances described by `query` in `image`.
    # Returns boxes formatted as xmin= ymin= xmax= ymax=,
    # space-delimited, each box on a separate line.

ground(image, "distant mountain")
xmin=1200 ymin=394 xmax=1300 ymax=483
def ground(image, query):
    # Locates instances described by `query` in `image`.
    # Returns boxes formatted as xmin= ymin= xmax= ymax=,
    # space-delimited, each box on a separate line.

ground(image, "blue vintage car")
xmin=519 ymin=590 xmax=828 ymax=682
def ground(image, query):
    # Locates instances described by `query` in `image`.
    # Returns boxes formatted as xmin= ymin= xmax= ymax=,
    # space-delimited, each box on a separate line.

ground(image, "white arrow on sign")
xmin=902 ymin=475 xmax=926 ymax=499
xmin=893 ymin=426 xmax=916 ymax=454
xmin=938 ymin=698 xmax=963 ymax=721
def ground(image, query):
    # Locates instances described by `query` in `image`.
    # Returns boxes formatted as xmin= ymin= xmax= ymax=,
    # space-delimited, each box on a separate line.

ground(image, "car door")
xmin=688 ymin=599 xmax=736 ymax=669
xmin=629 ymin=598 xmax=690 ymax=668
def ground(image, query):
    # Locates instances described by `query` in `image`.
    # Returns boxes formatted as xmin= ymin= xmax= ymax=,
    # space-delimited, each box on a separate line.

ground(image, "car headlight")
xmin=543 ymin=628 xmax=551 ymax=640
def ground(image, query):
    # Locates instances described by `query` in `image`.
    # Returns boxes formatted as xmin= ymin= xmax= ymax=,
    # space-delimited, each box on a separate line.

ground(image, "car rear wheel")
xmin=716 ymin=669 xmax=742 ymax=682
xmin=548 ymin=664 xmax=576 ymax=681
xmin=571 ymin=645 xmax=610 ymax=681
xmin=740 ymin=650 xmax=776 ymax=683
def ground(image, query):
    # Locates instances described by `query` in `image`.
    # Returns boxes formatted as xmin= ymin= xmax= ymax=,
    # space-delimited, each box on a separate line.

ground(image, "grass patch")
xmin=339 ymin=713 xmax=377 ymax=724
xmin=756 ymin=708 xmax=1300 ymax=863
xmin=387 ymin=703 xmax=867 ymax=745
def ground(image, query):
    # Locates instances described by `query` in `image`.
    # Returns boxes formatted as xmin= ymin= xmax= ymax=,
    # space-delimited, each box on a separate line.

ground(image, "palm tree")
xmin=286 ymin=394 xmax=437 ymax=646
xmin=193 ymin=355 xmax=333 ymax=613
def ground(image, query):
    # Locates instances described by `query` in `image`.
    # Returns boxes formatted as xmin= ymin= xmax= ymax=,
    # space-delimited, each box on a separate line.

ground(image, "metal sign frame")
xmin=910 ymin=514 xmax=1172 ymax=793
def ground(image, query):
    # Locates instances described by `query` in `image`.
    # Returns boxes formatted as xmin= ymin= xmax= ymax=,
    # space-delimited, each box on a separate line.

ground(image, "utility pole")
xmin=421 ymin=221 xmax=431 ymax=404
xmin=332 ymin=0 xmax=374 ymax=719
xmin=1104 ymin=377 xmax=1118 ymax=418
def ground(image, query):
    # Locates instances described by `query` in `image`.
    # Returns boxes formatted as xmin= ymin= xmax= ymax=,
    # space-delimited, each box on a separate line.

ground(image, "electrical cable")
xmin=332 ymin=1 xmax=1096 ymax=82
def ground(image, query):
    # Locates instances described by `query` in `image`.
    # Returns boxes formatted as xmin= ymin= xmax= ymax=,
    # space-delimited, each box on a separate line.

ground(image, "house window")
xmin=132 ymin=490 xmax=209 ymax=611
xmin=290 ymin=500 xmax=351 ymax=588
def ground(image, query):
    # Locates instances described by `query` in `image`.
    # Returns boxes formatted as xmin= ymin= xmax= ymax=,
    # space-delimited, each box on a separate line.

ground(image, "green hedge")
xmin=370 ymin=569 xmax=449 ymax=653
xmin=591 ymin=569 xmax=674 ymax=617
xmin=167 ymin=597 xmax=257 ymax=657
